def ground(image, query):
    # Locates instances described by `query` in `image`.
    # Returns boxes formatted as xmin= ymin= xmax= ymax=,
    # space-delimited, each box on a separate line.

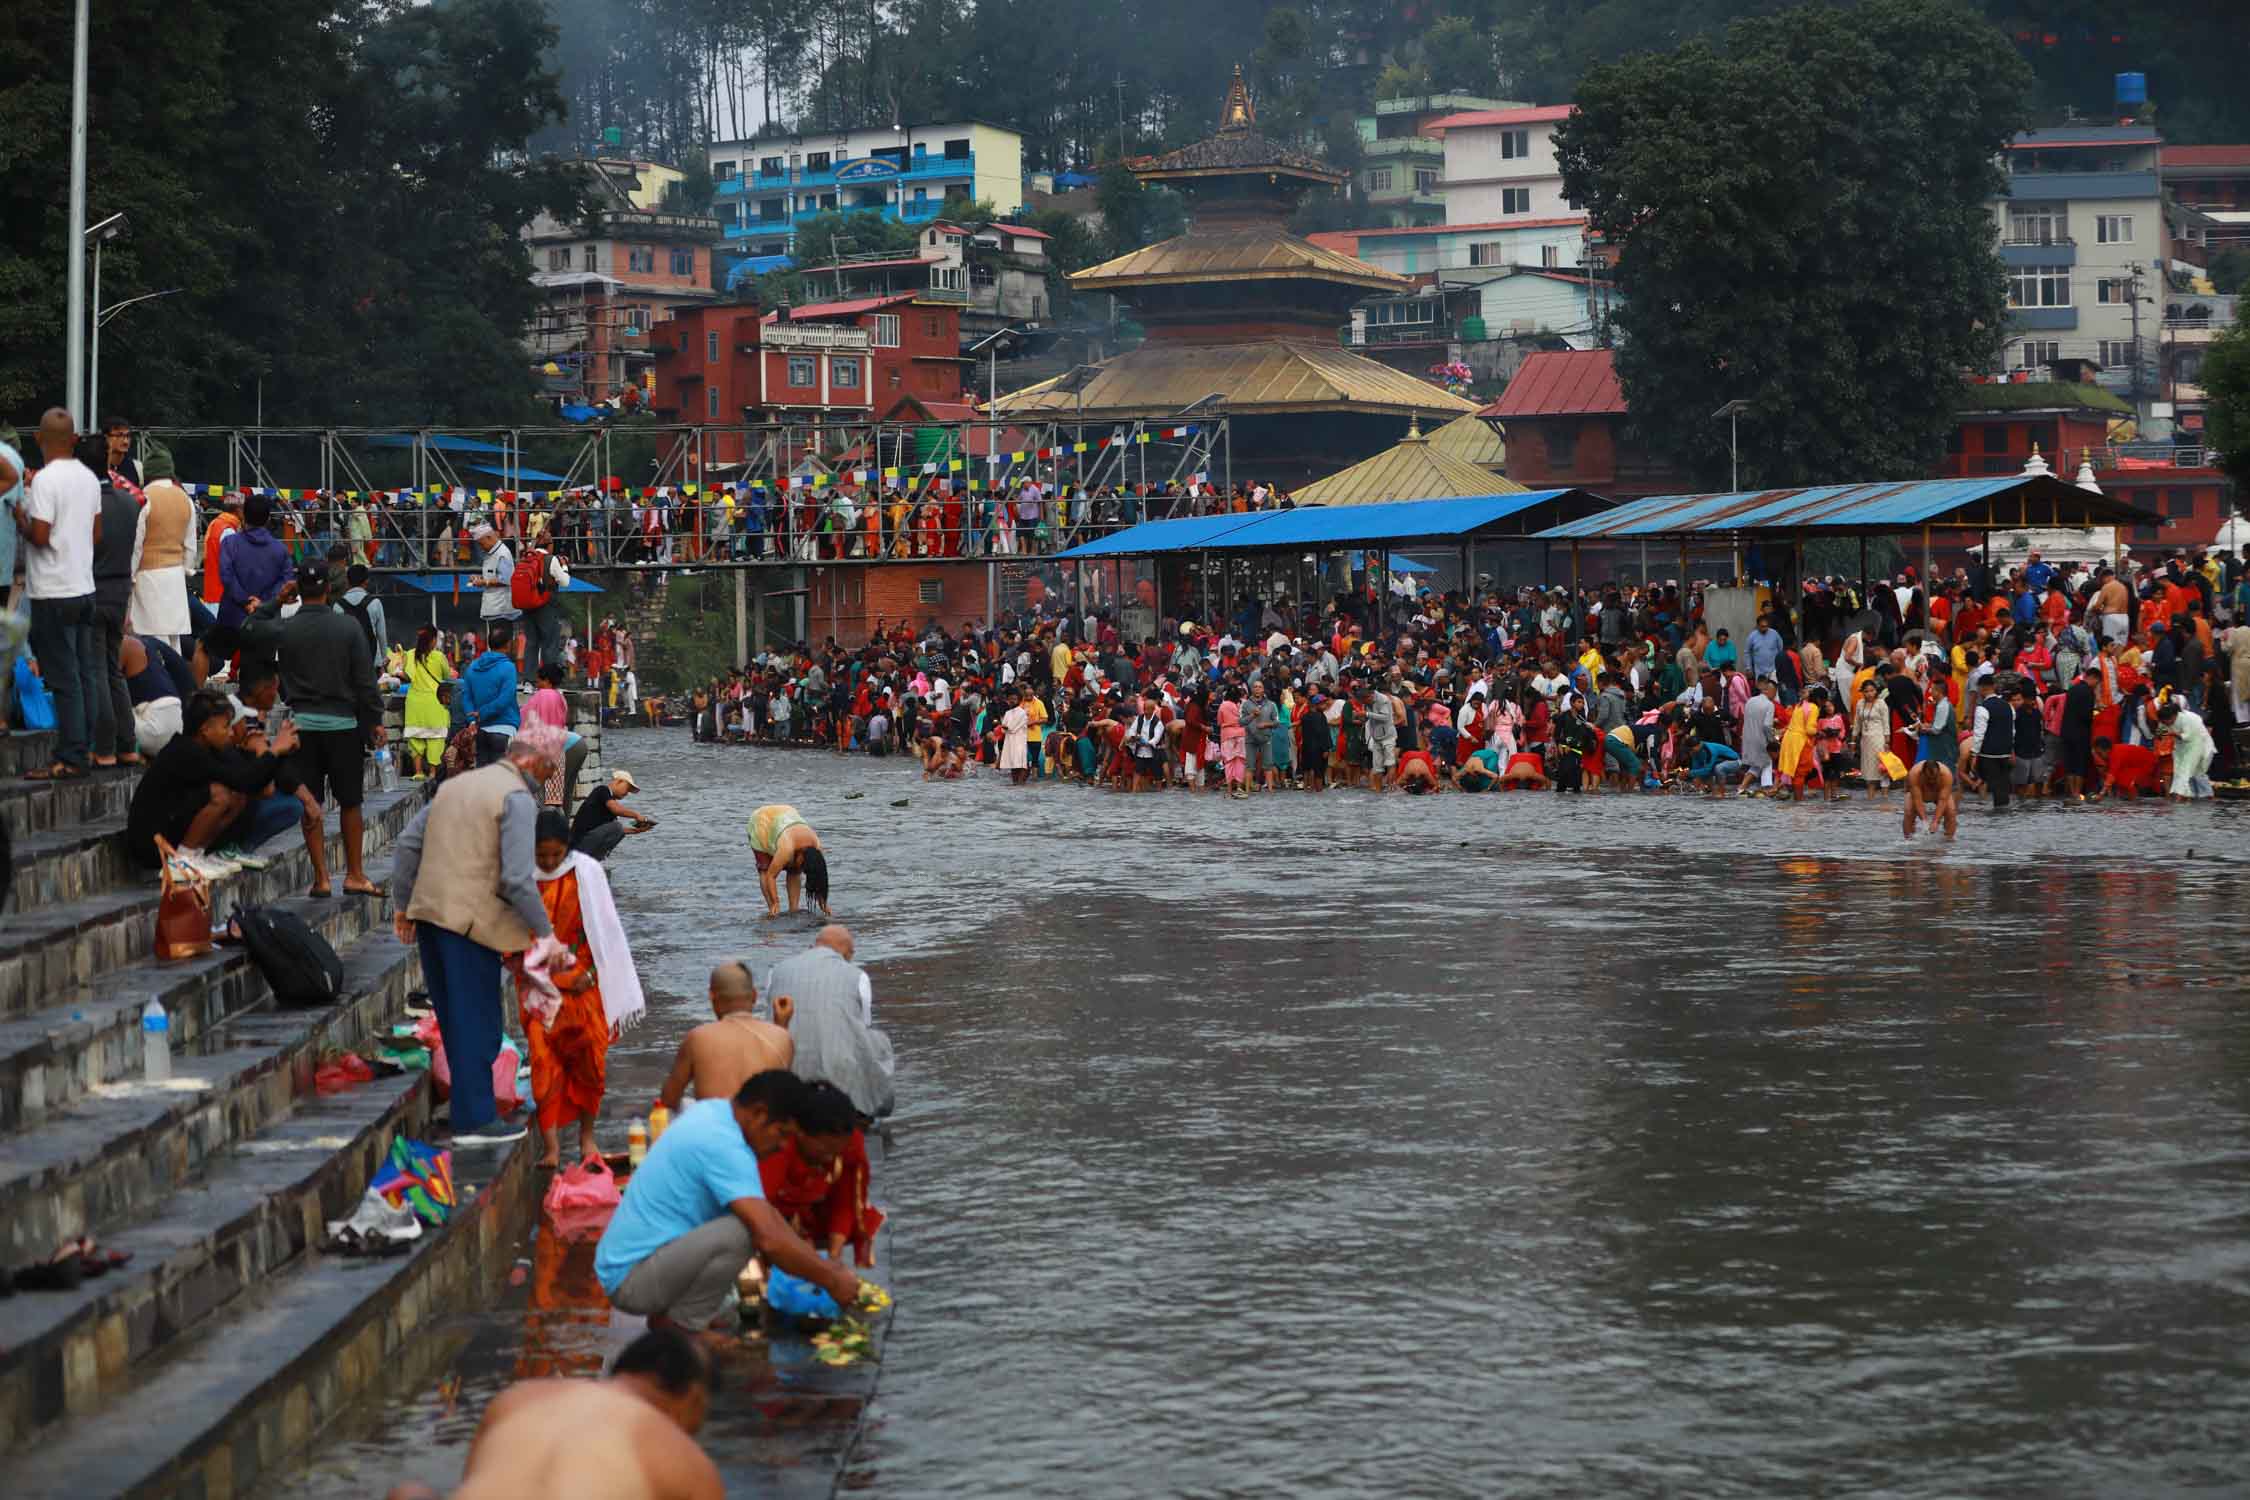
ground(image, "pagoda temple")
xmin=994 ymin=67 xmax=1475 ymax=486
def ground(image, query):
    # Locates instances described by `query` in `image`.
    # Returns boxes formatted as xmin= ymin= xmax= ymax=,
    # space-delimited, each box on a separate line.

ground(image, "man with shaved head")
xmin=655 ymin=962 xmax=795 ymax=1112
xmin=764 ymin=926 xmax=893 ymax=1121
xmin=21 ymin=409 xmax=105 ymax=781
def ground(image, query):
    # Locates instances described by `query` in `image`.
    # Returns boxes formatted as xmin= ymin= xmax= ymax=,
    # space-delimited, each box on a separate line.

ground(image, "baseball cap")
xmin=612 ymin=769 xmax=641 ymax=791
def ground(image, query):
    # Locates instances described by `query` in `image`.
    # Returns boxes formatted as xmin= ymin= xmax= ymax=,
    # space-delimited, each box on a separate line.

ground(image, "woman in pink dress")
xmin=1218 ymin=692 xmax=1248 ymax=799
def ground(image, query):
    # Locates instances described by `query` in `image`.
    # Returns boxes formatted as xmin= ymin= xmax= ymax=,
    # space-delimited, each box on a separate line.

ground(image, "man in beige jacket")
xmin=390 ymin=722 xmax=568 ymax=1143
xmin=130 ymin=444 xmax=196 ymax=649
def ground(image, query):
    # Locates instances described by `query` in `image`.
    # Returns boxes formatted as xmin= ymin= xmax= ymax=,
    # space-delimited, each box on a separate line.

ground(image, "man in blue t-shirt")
xmin=596 ymin=1071 xmax=861 ymax=1334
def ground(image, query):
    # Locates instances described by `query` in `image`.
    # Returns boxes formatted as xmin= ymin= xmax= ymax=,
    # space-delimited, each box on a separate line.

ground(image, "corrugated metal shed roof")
xmin=1425 ymin=104 xmax=1575 ymax=134
xmin=768 ymin=292 xmax=918 ymax=322
xmin=2165 ymin=145 xmax=2250 ymax=170
xmin=1070 ymin=227 xmax=1406 ymax=292
xmin=992 ymin=338 xmax=1478 ymax=421
xmin=1294 ymin=423 xmax=1524 ymax=505
xmin=1056 ymin=492 xmax=1599 ymax=559
xmin=1424 ymin=413 xmax=1508 ymax=470
xmin=1483 ymin=349 xmax=1627 ymax=419
xmin=1534 ymin=476 xmax=2151 ymax=539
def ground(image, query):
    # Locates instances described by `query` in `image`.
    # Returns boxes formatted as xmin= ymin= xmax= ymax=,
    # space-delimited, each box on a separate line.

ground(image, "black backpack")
xmin=233 ymin=905 xmax=345 ymax=1007
xmin=340 ymin=593 xmax=379 ymax=659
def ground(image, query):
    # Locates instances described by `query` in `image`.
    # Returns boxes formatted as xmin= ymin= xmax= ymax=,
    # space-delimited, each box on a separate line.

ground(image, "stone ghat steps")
xmin=0 ymin=777 xmax=417 ymax=1023
xmin=0 ymin=796 xmax=420 ymax=1131
xmin=2 ymin=1119 xmax=530 ymax=1500
xmin=0 ymin=768 xmax=138 ymax=841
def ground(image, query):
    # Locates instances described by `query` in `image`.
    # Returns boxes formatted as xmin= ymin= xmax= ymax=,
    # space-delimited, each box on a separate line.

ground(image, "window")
xmin=2007 ymin=207 xmax=2065 ymax=245
xmin=2097 ymin=277 xmax=2128 ymax=304
xmin=819 ymin=194 xmax=836 ymax=210
xmin=548 ymin=247 xmax=571 ymax=270
xmin=670 ymin=248 xmax=694 ymax=277
xmin=944 ymin=137 xmax=971 ymax=159
xmin=706 ymin=331 xmax=719 ymax=362
xmin=932 ymin=264 xmax=964 ymax=291
xmin=713 ymin=161 xmax=738 ymax=181
xmin=1468 ymin=241 xmax=1505 ymax=267
xmin=787 ymin=355 xmax=816 ymax=387
xmin=871 ymin=314 xmax=900 ymax=347
xmin=2014 ymin=339 xmax=2060 ymax=369
xmin=1501 ymin=188 xmax=1531 ymax=215
xmin=583 ymin=244 xmax=597 ymax=268
xmin=2099 ymin=338 xmax=2138 ymax=367
xmin=760 ymin=156 xmax=784 ymax=176
xmin=918 ymin=579 xmax=942 ymax=604
xmin=1367 ymin=167 xmax=1394 ymax=192
xmin=1367 ymin=299 xmax=1436 ymax=326
xmin=923 ymin=314 xmax=941 ymax=337
xmin=1413 ymin=167 xmax=1438 ymax=192
xmin=707 ymin=386 xmax=720 ymax=419
xmin=1541 ymin=244 xmax=1560 ymax=268
xmin=1544 ymin=423 xmax=1577 ymax=468
xmin=2096 ymin=214 xmax=2133 ymax=244
xmin=1982 ymin=424 xmax=2010 ymax=453
xmin=807 ymin=152 xmax=831 ymax=172
xmin=2006 ymin=265 xmax=2069 ymax=309
xmin=2165 ymin=487 xmax=2196 ymax=518
xmin=831 ymin=356 xmax=862 ymax=388
xmin=628 ymin=246 xmax=655 ymax=273
xmin=1500 ymin=128 xmax=1530 ymax=160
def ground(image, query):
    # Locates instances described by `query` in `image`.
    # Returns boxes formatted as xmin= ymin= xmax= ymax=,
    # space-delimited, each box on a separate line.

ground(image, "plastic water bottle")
xmin=375 ymin=746 xmax=399 ymax=792
xmin=142 ymin=999 xmax=172 ymax=1082
xmin=627 ymin=1117 xmax=649 ymax=1169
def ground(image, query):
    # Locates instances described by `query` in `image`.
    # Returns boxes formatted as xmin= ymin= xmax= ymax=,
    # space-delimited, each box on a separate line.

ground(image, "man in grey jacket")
xmin=763 ymin=925 xmax=894 ymax=1121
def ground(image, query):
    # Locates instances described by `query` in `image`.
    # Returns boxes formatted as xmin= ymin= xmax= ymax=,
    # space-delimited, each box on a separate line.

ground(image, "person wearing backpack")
xmin=511 ymin=535 xmax=564 ymax=679
xmin=338 ymin=563 xmax=387 ymax=665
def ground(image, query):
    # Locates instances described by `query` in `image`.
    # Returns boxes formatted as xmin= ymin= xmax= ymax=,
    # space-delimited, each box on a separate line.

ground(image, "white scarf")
xmin=535 ymin=852 xmax=647 ymax=1034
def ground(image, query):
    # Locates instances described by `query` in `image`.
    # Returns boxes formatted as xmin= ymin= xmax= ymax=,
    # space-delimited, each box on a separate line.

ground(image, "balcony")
xmin=2092 ymin=443 xmax=2209 ymax=469
xmin=1999 ymin=240 xmax=2075 ymax=266
xmin=1345 ymin=318 xmax=1452 ymax=347
xmin=2002 ymin=169 xmax=2161 ymax=203
xmin=1362 ymin=136 xmax=1444 ymax=160
xmin=2007 ymin=306 xmax=2078 ymax=331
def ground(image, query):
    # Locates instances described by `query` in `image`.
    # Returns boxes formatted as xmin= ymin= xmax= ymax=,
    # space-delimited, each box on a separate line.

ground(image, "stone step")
xmin=8 ymin=814 xmax=141 ymax=913
xmin=0 ymin=767 xmax=139 ymax=842
xmin=0 ymin=921 xmax=430 ymax=1270
xmin=2 ymin=1128 xmax=533 ymax=1500
xmin=0 ymin=784 xmax=423 ymax=1022
xmin=0 ymin=853 xmax=405 ymax=1134
xmin=0 ymin=1066 xmax=428 ymax=1451
xmin=0 ymin=730 xmax=60 ymax=779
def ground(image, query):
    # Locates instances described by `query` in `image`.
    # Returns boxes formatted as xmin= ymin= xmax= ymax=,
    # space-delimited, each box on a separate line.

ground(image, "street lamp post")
xmin=84 ymin=213 xmax=127 ymax=425
xmin=65 ymin=0 xmax=91 ymax=427
xmin=1711 ymin=399 xmax=1753 ymax=584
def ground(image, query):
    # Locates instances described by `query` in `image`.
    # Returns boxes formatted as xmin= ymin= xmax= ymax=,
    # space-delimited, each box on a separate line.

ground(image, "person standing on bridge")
xmin=473 ymin=521 xmax=521 ymax=660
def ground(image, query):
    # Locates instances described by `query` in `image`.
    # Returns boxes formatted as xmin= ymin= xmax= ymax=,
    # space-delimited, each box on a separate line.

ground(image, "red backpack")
xmin=511 ymin=548 xmax=556 ymax=611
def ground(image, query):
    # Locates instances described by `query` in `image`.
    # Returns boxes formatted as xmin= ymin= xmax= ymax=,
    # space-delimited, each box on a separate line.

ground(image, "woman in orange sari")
xmin=758 ymin=1080 xmax=885 ymax=1267
xmin=516 ymin=812 xmax=647 ymax=1168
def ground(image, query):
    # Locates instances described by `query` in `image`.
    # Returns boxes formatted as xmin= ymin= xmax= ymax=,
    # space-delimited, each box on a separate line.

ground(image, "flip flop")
xmin=22 ymin=764 xmax=70 ymax=782
xmin=307 ymin=887 xmax=334 ymax=899
xmin=343 ymin=882 xmax=386 ymax=899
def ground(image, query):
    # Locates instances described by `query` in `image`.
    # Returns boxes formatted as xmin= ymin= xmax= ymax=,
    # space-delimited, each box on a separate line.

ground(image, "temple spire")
xmin=1220 ymin=64 xmax=1256 ymax=131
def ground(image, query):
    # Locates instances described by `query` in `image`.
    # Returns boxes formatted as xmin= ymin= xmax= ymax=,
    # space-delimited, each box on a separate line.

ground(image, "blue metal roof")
xmin=1532 ymin=476 xmax=2149 ymax=540
xmin=1054 ymin=491 xmax=1594 ymax=559
xmin=466 ymin=463 xmax=569 ymax=484
xmin=1052 ymin=512 xmax=1271 ymax=559
xmin=363 ymin=434 xmax=513 ymax=456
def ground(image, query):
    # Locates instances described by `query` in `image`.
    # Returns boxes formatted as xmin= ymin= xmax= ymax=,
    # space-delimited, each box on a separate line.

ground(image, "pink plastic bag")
xmin=430 ymin=1035 xmax=522 ymax=1112
xmin=543 ymin=1157 xmax=622 ymax=1242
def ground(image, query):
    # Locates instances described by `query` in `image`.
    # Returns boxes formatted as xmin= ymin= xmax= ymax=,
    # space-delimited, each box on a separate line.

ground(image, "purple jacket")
xmin=216 ymin=527 xmax=289 ymax=627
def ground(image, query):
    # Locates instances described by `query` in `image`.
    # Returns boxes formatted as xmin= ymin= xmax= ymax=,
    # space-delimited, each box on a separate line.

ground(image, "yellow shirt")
xmin=1024 ymin=695 xmax=1048 ymax=742
xmin=1577 ymin=647 xmax=1603 ymax=688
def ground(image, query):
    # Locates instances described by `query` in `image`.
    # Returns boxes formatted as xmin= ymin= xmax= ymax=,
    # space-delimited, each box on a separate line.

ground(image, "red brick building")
xmin=651 ymin=293 xmax=964 ymax=461
xmin=1479 ymin=348 xmax=1688 ymax=497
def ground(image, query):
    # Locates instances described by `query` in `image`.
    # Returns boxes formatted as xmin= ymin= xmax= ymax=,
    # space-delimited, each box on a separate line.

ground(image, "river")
xmin=284 ymin=727 xmax=2250 ymax=1498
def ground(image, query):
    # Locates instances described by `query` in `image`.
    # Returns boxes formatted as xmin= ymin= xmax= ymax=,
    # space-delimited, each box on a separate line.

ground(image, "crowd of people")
xmin=673 ymin=545 xmax=2250 ymax=822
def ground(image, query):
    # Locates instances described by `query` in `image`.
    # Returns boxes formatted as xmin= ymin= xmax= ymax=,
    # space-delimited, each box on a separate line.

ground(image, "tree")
xmin=2208 ymin=248 xmax=2250 ymax=299
xmin=2203 ymin=323 xmax=2250 ymax=482
xmin=1557 ymin=0 xmax=2032 ymax=488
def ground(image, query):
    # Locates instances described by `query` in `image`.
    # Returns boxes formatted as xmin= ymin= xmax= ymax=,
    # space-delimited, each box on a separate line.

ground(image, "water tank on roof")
xmin=1459 ymin=316 xmax=1488 ymax=341
xmin=2115 ymin=72 xmax=2148 ymax=107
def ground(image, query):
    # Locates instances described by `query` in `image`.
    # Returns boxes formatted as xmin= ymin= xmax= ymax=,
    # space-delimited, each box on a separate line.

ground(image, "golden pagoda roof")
xmin=1133 ymin=65 xmax=1348 ymax=188
xmin=991 ymin=338 xmax=1480 ymax=422
xmin=1293 ymin=420 xmax=1526 ymax=506
xmin=1423 ymin=412 xmax=1508 ymax=471
xmin=1070 ymin=226 xmax=1408 ymax=293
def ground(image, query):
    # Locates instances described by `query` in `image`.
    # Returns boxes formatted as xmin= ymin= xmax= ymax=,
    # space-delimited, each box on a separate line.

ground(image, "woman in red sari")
xmin=758 ymin=1081 xmax=884 ymax=1267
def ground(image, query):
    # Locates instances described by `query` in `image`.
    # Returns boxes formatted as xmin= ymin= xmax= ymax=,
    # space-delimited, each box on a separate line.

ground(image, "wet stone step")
xmin=0 ymin=930 xmax=426 ymax=1268
xmin=0 ymin=785 xmax=423 ymax=1022
xmin=0 ymin=857 xmax=401 ymax=1133
xmin=0 ymin=730 xmax=59 ymax=780
xmin=0 ymin=769 xmax=139 ymax=842
xmin=0 ymin=1068 xmax=429 ymax=1451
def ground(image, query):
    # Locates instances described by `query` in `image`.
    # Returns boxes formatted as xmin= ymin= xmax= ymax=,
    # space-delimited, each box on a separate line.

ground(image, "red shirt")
xmin=2106 ymin=742 xmax=2159 ymax=793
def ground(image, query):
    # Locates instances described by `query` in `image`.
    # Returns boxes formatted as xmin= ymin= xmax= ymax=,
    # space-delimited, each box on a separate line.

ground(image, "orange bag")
xmin=154 ymin=838 xmax=214 ymax=960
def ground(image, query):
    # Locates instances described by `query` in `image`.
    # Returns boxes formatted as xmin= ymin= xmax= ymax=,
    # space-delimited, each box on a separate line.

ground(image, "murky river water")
xmin=285 ymin=728 xmax=2250 ymax=1498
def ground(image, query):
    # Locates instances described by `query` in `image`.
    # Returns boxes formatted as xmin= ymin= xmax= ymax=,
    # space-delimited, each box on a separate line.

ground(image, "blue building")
xmin=707 ymin=121 xmax=1025 ymax=258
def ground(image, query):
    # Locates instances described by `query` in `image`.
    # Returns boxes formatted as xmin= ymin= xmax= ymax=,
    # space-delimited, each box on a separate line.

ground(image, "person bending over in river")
xmin=1394 ymin=746 xmax=1443 ymax=794
xmin=658 ymin=962 xmax=796 ymax=1111
xmin=757 ymin=1079 xmax=885 ymax=1268
xmin=748 ymin=803 xmax=830 ymax=917
xmin=1903 ymin=759 xmax=1957 ymax=840
xmin=594 ymin=1071 xmax=860 ymax=1343
xmin=383 ymin=1326 xmax=722 ymax=1500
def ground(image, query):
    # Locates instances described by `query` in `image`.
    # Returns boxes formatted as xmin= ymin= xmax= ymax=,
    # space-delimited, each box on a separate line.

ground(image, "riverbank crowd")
xmin=676 ymin=546 xmax=2250 ymax=812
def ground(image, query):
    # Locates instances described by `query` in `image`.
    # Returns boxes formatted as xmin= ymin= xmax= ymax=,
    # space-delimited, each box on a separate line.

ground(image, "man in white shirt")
xmin=927 ymin=675 xmax=952 ymax=714
xmin=20 ymin=411 xmax=105 ymax=779
xmin=474 ymin=523 xmax=519 ymax=637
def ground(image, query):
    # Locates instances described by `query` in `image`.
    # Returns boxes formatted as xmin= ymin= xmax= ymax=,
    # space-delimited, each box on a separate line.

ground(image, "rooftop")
xmin=1343 ymin=217 xmax=1589 ymax=239
xmin=1482 ymin=349 xmax=1627 ymax=420
xmin=2008 ymin=125 xmax=2160 ymax=149
xmin=2163 ymin=144 xmax=2250 ymax=171
xmin=1294 ymin=419 xmax=1526 ymax=505
xmin=1069 ymin=225 xmax=1407 ymax=294
xmin=992 ymin=337 xmax=1479 ymax=421
xmin=1424 ymin=412 xmax=1509 ymax=470
xmin=1956 ymin=380 xmax=2135 ymax=415
xmin=1534 ymin=475 xmax=2152 ymax=540
xmin=1134 ymin=67 xmax=1348 ymax=188
xmin=1425 ymin=104 xmax=1575 ymax=135
xmin=768 ymin=292 xmax=922 ymax=322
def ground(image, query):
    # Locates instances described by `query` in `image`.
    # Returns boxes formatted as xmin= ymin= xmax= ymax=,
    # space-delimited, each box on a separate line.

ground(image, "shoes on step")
xmin=210 ymin=844 xmax=272 ymax=872
xmin=181 ymin=848 xmax=242 ymax=878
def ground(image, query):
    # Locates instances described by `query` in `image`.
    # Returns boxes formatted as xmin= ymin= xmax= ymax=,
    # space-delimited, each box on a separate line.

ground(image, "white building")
xmin=707 ymin=121 xmax=1024 ymax=258
xmin=1427 ymin=104 xmax=1581 ymax=227
xmin=1992 ymin=124 xmax=2167 ymax=419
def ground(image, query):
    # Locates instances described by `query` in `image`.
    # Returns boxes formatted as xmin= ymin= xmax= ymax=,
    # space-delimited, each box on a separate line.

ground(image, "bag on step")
xmin=231 ymin=904 xmax=345 ymax=1006
xmin=153 ymin=837 xmax=213 ymax=960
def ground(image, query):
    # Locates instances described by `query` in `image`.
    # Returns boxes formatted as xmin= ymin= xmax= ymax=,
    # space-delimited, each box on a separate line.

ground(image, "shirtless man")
xmin=1902 ymin=758 xmax=1958 ymax=840
xmin=385 ymin=1327 xmax=722 ymax=1500
xmin=657 ymin=963 xmax=795 ymax=1110
xmin=2091 ymin=567 xmax=2130 ymax=646
xmin=747 ymin=803 xmax=829 ymax=917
